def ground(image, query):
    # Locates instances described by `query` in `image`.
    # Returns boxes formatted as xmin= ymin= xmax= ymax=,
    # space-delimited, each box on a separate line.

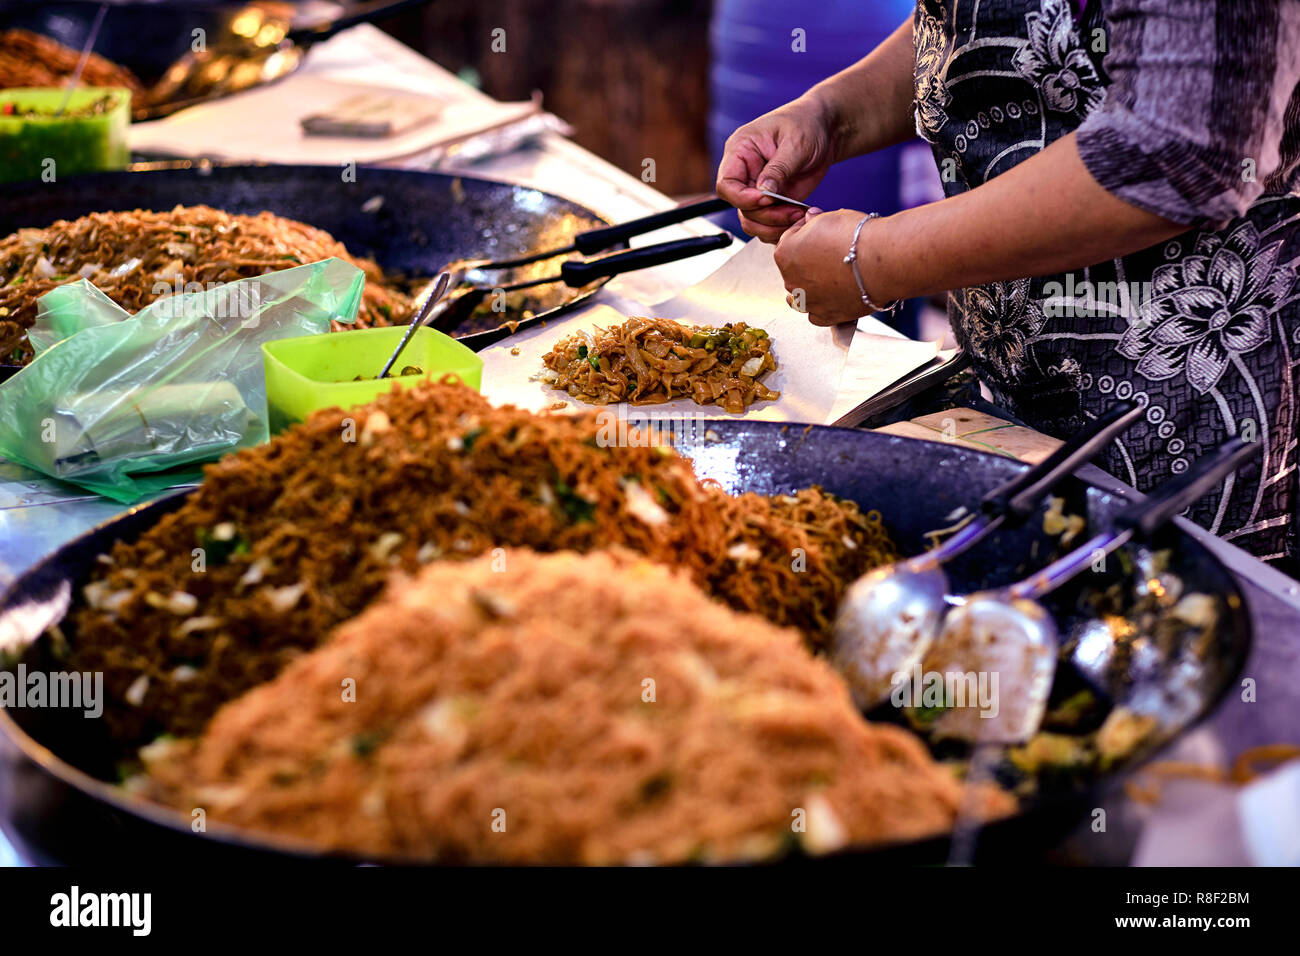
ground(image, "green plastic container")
xmin=0 ymin=88 xmax=131 ymax=184
xmin=262 ymin=326 xmax=484 ymax=433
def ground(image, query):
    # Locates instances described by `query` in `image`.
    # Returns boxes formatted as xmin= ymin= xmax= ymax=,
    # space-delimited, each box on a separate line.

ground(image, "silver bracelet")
xmin=845 ymin=213 xmax=901 ymax=316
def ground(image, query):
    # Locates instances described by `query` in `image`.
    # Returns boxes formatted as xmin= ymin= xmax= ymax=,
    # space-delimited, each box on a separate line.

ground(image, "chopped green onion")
xmin=552 ymin=479 xmax=596 ymax=523
xmin=196 ymin=526 xmax=248 ymax=565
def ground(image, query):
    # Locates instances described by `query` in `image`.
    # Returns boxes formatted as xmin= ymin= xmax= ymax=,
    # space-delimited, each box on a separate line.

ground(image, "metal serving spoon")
xmin=831 ymin=401 xmax=1144 ymax=709
xmin=922 ymin=436 xmax=1262 ymax=744
xmin=142 ymin=1 xmax=432 ymax=120
xmin=376 ymin=271 xmax=450 ymax=380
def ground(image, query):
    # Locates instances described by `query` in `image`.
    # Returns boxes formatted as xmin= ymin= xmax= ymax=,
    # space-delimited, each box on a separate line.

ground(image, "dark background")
xmin=376 ymin=0 xmax=715 ymax=196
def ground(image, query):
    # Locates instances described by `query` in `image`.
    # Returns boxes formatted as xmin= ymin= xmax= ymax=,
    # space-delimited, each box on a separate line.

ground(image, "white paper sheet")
xmin=479 ymin=239 xmax=938 ymax=425
xmin=828 ymin=333 xmax=941 ymax=425
xmin=131 ymin=76 xmax=539 ymax=166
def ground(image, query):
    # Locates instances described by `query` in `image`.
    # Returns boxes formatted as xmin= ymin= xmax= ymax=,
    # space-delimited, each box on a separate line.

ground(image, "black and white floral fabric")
xmin=913 ymin=0 xmax=1300 ymax=564
xmin=1010 ymin=0 xmax=1105 ymax=115
xmin=1119 ymin=223 xmax=1298 ymax=395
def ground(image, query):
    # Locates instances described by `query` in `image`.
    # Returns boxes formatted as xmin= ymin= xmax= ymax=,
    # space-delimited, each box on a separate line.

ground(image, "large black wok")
xmin=0 ymin=163 xmax=627 ymax=377
xmin=0 ymin=423 xmax=1251 ymax=864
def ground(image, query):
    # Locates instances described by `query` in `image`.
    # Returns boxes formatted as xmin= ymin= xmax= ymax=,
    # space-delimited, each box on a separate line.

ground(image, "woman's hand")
xmin=774 ymin=209 xmax=877 ymax=326
xmin=716 ymin=95 xmax=837 ymax=243
xmin=714 ymin=18 xmax=920 ymax=243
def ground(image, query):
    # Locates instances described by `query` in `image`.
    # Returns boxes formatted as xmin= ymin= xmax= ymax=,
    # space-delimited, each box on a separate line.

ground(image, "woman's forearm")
xmin=863 ymin=135 xmax=1189 ymax=302
xmin=805 ymin=18 xmax=919 ymax=163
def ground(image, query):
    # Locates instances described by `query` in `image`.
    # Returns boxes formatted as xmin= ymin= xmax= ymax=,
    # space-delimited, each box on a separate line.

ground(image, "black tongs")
xmin=441 ymin=196 xmax=731 ymax=276
xmin=427 ymin=232 xmax=733 ymax=331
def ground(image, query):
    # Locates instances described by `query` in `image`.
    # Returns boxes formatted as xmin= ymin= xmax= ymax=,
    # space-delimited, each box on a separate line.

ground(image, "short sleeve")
xmin=1076 ymin=0 xmax=1300 ymax=226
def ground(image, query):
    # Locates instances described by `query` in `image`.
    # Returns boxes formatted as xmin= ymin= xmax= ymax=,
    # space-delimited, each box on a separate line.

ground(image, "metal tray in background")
xmin=0 ymin=1 xmax=433 ymax=120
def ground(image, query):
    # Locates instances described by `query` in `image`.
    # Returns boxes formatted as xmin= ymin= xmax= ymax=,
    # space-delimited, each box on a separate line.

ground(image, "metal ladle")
xmin=375 ymin=271 xmax=450 ymax=380
xmin=831 ymin=401 xmax=1145 ymax=709
xmin=923 ymin=436 xmax=1262 ymax=745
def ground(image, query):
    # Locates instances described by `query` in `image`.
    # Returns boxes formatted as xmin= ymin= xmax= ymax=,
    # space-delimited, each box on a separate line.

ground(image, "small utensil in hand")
xmin=377 ymin=271 xmax=450 ymax=379
xmin=759 ymin=188 xmax=812 ymax=210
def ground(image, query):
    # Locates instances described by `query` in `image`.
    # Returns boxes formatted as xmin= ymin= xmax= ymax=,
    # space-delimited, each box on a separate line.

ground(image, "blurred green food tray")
xmin=262 ymin=325 xmax=484 ymax=433
xmin=0 ymin=87 xmax=131 ymax=184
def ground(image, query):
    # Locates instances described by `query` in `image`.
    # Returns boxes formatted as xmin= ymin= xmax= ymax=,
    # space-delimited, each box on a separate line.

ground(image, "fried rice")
xmin=0 ymin=205 xmax=412 ymax=364
xmin=138 ymin=549 xmax=1013 ymax=863
xmin=64 ymin=379 xmax=896 ymax=754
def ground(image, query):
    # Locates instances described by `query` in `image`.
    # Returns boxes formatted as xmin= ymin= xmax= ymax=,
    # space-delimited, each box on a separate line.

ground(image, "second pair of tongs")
xmin=440 ymin=196 xmax=731 ymax=278
xmin=425 ymin=231 xmax=734 ymax=331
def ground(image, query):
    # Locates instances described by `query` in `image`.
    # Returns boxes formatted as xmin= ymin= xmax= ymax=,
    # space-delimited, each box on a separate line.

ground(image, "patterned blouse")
xmin=914 ymin=0 xmax=1300 ymax=565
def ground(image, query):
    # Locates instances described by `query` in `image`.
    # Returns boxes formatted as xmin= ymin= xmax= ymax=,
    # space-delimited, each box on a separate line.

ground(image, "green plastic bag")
xmin=25 ymin=280 xmax=124 ymax=354
xmin=0 ymin=258 xmax=364 ymax=502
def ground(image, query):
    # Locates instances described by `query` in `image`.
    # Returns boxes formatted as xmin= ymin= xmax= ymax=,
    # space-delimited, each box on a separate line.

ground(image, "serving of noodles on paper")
xmin=540 ymin=315 xmax=779 ymax=413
